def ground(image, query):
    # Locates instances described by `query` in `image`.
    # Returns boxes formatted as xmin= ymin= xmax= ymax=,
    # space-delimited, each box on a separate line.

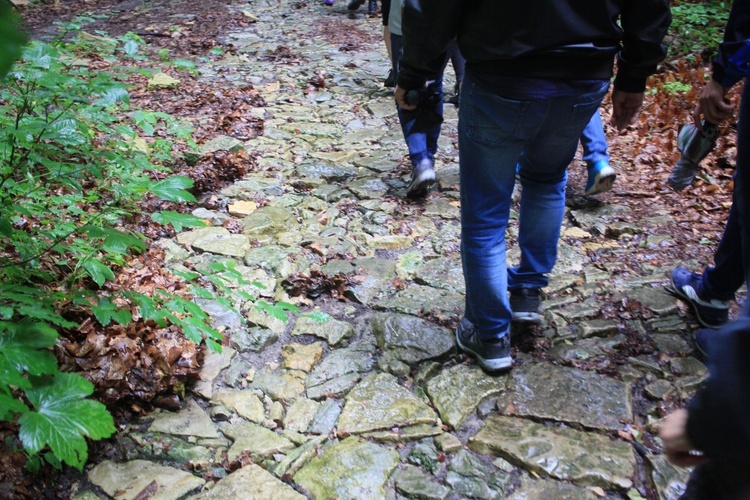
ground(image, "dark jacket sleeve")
xmin=614 ymin=0 xmax=671 ymax=92
xmin=397 ymin=0 xmax=460 ymax=90
xmin=712 ymin=0 xmax=750 ymax=88
xmin=686 ymin=316 xmax=750 ymax=464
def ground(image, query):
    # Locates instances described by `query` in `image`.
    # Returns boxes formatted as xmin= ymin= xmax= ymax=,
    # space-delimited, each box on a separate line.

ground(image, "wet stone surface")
xmin=73 ymin=0 xmax=712 ymax=498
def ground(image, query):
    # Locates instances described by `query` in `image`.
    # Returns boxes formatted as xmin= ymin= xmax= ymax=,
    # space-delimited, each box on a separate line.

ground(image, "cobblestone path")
xmin=74 ymin=1 xmax=711 ymax=498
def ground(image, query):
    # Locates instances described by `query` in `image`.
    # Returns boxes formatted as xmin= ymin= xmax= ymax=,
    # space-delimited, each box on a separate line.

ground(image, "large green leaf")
xmin=82 ymin=259 xmax=115 ymax=287
xmin=149 ymin=176 xmax=197 ymax=202
xmin=151 ymin=211 xmax=207 ymax=232
xmin=19 ymin=373 xmax=115 ymax=470
xmin=0 ymin=321 xmax=58 ymax=376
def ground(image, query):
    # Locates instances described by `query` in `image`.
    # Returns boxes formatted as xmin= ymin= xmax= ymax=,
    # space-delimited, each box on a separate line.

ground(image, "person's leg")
xmin=508 ymin=84 xmax=608 ymax=295
xmin=459 ymin=76 xmax=607 ymax=337
xmin=734 ymin=78 xmax=750 ymax=288
xmin=391 ymin=33 xmax=440 ymax=196
xmin=673 ymin=79 xmax=750 ymax=328
xmin=580 ymin=109 xmax=616 ymax=195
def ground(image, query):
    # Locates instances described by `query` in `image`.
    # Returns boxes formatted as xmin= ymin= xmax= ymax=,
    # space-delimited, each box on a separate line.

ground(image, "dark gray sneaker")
xmin=406 ymin=158 xmax=436 ymax=198
xmin=455 ymin=318 xmax=512 ymax=372
xmin=510 ymin=288 xmax=543 ymax=324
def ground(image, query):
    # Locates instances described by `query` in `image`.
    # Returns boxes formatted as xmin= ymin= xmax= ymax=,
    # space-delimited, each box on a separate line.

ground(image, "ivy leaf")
xmin=82 ymin=260 xmax=115 ymax=287
xmin=19 ymin=373 xmax=116 ymax=471
xmin=0 ymin=321 xmax=58 ymax=376
xmin=149 ymin=176 xmax=197 ymax=202
xmin=151 ymin=211 xmax=207 ymax=232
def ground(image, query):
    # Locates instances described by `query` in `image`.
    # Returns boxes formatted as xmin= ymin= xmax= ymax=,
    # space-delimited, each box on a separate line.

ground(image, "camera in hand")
xmin=401 ymin=83 xmax=444 ymax=133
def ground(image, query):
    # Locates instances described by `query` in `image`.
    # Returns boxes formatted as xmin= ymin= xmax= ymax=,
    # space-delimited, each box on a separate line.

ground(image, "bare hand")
xmin=693 ymin=79 xmax=733 ymax=128
xmin=395 ymin=85 xmax=417 ymax=110
xmin=609 ymin=89 xmax=645 ymax=131
xmin=659 ymin=409 xmax=707 ymax=467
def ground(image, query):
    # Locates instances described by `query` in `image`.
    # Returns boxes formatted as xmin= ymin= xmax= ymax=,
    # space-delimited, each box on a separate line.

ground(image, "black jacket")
xmin=397 ymin=0 xmax=671 ymax=93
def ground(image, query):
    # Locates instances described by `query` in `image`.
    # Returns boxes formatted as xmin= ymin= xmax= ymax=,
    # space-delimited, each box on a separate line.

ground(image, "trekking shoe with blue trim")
xmin=670 ymin=267 xmax=730 ymax=328
xmin=455 ymin=318 xmax=512 ymax=372
xmin=585 ymin=160 xmax=616 ymax=195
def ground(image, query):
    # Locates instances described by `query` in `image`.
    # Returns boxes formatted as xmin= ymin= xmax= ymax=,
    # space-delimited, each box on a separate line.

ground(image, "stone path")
xmin=75 ymin=1 xmax=708 ymax=498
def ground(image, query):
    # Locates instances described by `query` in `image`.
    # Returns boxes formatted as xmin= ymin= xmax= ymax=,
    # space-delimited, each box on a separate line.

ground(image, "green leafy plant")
xmin=0 ymin=23 xmax=216 ymax=471
xmin=669 ymin=0 xmax=731 ymax=61
xmin=0 ymin=2 xmax=28 ymax=77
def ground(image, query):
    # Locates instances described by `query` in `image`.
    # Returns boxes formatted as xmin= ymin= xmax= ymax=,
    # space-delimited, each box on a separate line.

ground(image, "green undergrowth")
xmin=0 ymin=18 xmax=303 ymax=472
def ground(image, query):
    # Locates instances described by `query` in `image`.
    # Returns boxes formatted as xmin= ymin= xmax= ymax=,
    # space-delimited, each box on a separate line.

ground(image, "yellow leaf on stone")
xmin=148 ymin=72 xmax=181 ymax=89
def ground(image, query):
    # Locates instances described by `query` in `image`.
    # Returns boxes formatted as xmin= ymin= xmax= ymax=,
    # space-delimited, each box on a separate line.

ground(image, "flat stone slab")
xmin=291 ymin=315 xmax=353 ymax=346
xmin=213 ymin=390 xmax=265 ymax=423
xmin=426 ymin=364 xmax=507 ymax=429
xmin=250 ymin=369 xmax=305 ymax=403
xmin=305 ymin=340 xmax=376 ymax=392
xmin=392 ymin=464 xmax=451 ymax=500
xmin=148 ymin=399 xmax=219 ymax=439
xmin=371 ymin=313 xmax=455 ymax=364
xmin=415 ymin=256 xmax=465 ymax=294
xmin=646 ymin=454 xmax=690 ymax=500
xmin=374 ymin=284 xmax=464 ymax=317
xmin=222 ymin=421 xmax=296 ymax=461
xmin=294 ymin=437 xmax=399 ymax=499
xmin=176 ymin=227 xmax=250 ymax=257
xmin=469 ymin=415 xmax=634 ymax=489
xmin=337 ymin=372 xmax=437 ymax=435
xmin=88 ymin=460 xmax=204 ymax=500
xmin=194 ymin=464 xmax=305 ymax=499
xmin=192 ymin=346 xmax=235 ymax=399
xmin=496 ymin=363 xmax=631 ymax=431
xmin=508 ymin=476 xmax=597 ymax=499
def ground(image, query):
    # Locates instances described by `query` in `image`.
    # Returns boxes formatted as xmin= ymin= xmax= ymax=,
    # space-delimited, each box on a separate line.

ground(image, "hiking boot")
xmin=383 ymin=69 xmax=395 ymax=88
xmin=347 ymin=0 xmax=364 ymax=10
xmin=585 ymin=160 xmax=616 ymax=195
xmin=406 ymin=158 xmax=436 ymax=198
xmin=510 ymin=288 xmax=543 ymax=324
xmin=455 ymin=318 xmax=512 ymax=372
xmin=670 ymin=267 xmax=730 ymax=328
xmin=367 ymin=0 xmax=378 ymax=14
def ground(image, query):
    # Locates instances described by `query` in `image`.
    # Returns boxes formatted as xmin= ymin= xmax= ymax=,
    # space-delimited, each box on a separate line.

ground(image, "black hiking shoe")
xmin=347 ymin=0 xmax=364 ymax=10
xmin=694 ymin=328 xmax=718 ymax=360
xmin=510 ymin=288 xmax=543 ymax=324
xmin=669 ymin=267 xmax=730 ymax=328
xmin=455 ymin=318 xmax=512 ymax=372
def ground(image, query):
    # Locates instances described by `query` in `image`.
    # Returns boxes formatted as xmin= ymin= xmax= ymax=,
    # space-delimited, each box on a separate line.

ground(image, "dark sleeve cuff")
xmin=613 ymin=73 xmax=648 ymax=93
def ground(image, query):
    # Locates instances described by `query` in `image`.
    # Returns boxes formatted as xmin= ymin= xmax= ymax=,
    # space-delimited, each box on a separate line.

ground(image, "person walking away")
xmin=395 ymin=0 xmax=670 ymax=371
xmin=388 ymin=0 xmax=464 ymax=197
xmin=668 ymin=0 xmax=750 ymax=341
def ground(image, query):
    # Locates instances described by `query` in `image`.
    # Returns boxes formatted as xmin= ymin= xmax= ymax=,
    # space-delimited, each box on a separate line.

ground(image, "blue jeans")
xmin=580 ymin=109 xmax=610 ymax=166
xmin=702 ymin=78 xmax=750 ymax=299
xmin=391 ymin=33 xmax=445 ymax=165
xmin=458 ymin=75 xmax=609 ymax=338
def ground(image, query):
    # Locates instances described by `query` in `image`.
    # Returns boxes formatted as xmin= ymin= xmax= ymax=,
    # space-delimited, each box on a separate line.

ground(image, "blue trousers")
xmin=580 ymin=109 xmax=610 ymax=166
xmin=701 ymin=79 xmax=750 ymax=300
xmin=458 ymin=74 xmax=609 ymax=338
